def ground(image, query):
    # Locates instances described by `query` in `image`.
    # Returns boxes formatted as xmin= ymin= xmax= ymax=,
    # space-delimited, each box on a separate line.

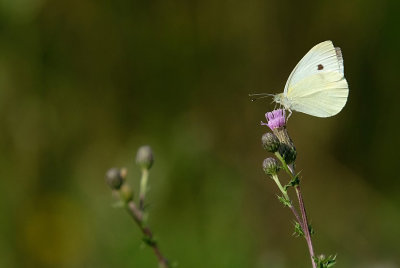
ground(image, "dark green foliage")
xmin=284 ymin=174 xmax=300 ymax=190
xmin=308 ymin=224 xmax=315 ymax=237
xmin=313 ymin=255 xmax=336 ymax=268
xmin=292 ymin=221 xmax=304 ymax=237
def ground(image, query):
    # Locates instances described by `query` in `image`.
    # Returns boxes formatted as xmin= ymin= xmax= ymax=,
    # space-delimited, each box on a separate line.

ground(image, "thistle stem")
xmin=275 ymin=152 xmax=316 ymax=268
xmin=139 ymin=168 xmax=149 ymax=211
xmin=294 ymin=185 xmax=316 ymax=268
xmin=271 ymin=174 xmax=290 ymax=201
xmin=288 ymin=204 xmax=303 ymax=234
xmin=271 ymin=174 xmax=305 ymax=242
xmin=125 ymin=201 xmax=170 ymax=268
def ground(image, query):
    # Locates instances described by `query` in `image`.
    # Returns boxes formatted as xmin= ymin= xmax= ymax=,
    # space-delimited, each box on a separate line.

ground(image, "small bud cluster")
xmin=105 ymin=145 xmax=154 ymax=204
xmin=105 ymin=167 xmax=134 ymax=202
xmin=105 ymin=146 xmax=170 ymax=266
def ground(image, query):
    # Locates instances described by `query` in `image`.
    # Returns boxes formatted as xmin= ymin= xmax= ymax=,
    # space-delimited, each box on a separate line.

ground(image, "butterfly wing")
xmin=287 ymin=71 xmax=348 ymax=117
xmin=284 ymin=40 xmax=344 ymax=95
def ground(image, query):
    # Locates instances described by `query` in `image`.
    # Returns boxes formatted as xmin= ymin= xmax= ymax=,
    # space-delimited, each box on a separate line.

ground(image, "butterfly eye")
xmin=317 ymin=64 xmax=324 ymax=70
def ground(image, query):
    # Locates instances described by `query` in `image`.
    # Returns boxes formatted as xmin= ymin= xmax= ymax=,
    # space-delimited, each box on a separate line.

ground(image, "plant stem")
xmin=288 ymin=204 xmax=304 ymax=233
xmin=275 ymin=152 xmax=316 ymax=268
xmin=139 ymin=168 xmax=149 ymax=211
xmin=271 ymin=174 xmax=305 ymax=241
xmin=294 ymin=185 xmax=316 ymax=268
xmin=271 ymin=174 xmax=290 ymax=201
xmin=125 ymin=201 xmax=170 ymax=268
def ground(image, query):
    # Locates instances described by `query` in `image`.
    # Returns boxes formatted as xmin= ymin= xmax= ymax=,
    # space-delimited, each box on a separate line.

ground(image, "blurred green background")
xmin=1 ymin=0 xmax=400 ymax=267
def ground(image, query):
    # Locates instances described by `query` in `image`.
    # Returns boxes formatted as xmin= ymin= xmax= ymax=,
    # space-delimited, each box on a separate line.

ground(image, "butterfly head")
xmin=272 ymin=93 xmax=283 ymax=104
xmin=272 ymin=93 xmax=292 ymax=111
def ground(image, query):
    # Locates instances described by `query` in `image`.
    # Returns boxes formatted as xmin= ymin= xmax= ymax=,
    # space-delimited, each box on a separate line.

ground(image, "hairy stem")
xmin=271 ymin=174 xmax=290 ymax=201
xmin=294 ymin=185 xmax=316 ymax=268
xmin=125 ymin=201 xmax=170 ymax=268
xmin=271 ymin=174 xmax=306 ymax=243
xmin=139 ymin=168 xmax=149 ymax=211
xmin=275 ymin=152 xmax=316 ymax=268
xmin=288 ymin=204 xmax=304 ymax=233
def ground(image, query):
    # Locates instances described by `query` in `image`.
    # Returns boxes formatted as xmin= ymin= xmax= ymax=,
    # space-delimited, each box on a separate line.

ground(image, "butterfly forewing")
xmin=278 ymin=40 xmax=349 ymax=117
xmin=284 ymin=40 xmax=344 ymax=96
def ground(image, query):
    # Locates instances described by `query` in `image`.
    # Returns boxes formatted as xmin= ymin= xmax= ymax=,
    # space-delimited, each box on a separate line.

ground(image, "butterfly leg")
xmin=286 ymin=109 xmax=293 ymax=121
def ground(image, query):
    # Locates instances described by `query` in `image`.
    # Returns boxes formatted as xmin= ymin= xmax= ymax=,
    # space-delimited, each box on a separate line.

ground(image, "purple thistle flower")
xmin=261 ymin=109 xmax=286 ymax=130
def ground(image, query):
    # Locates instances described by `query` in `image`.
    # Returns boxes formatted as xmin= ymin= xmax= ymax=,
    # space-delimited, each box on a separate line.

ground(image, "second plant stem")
xmin=125 ymin=201 xmax=169 ymax=268
xmin=139 ymin=168 xmax=149 ymax=210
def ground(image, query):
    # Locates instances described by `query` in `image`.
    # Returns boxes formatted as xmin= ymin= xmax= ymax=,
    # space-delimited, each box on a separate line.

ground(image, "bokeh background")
xmin=1 ymin=0 xmax=400 ymax=267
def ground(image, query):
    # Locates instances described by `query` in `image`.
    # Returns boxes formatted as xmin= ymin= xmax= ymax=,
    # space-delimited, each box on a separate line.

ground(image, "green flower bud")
xmin=262 ymin=132 xmax=280 ymax=152
xmin=272 ymin=126 xmax=296 ymax=161
xmin=278 ymin=143 xmax=297 ymax=164
xmin=263 ymin=157 xmax=280 ymax=176
xmin=136 ymin=145 xmax=154 ymax=170
xmin=119 ymin=183 xmax=134 ymax=203
xmin=105 ymin=168 xmax=124 ymax=190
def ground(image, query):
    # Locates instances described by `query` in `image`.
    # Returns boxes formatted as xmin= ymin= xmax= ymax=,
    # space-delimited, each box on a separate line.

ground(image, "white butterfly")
xmin=252 ymin=40 xmax=349 ymax=118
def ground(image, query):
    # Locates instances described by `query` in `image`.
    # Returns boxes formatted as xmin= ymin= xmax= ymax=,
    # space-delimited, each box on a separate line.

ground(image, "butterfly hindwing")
xmin=288 ymin=72 xmax=348 ymax=117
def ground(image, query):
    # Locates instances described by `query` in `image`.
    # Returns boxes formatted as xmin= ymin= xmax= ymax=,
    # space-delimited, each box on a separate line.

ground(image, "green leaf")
xmin=284 ymin=173 xmax=300 ymax=190
xmin=292 ymin=221 xmax=304 ymax=237
xmin=142 ymin=236 xmax=156 ymax=247
xmin=277 ymin=195 xmax=291 ymax=207
xmin=308 ymin=224 xmax=315 ymax=237
xmin=313 ymin=254 xmax=336 ymax=268
xmin=112 ymin=201 xmax=125 ymax=208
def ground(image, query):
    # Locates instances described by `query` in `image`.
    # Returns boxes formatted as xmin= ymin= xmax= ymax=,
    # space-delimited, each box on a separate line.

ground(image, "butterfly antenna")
xmin=250 ymin=95 xmax=272 ymax=102
xmin=248 ymin=93 xmax=271 ymax=96
xmin=248 ymin=93 xmax=275 ymax=102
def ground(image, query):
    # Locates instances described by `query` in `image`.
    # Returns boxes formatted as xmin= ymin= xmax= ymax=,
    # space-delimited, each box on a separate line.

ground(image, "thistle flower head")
xmin=278 ymin=143 xmax=297 ymax=165
xmin=262 ymin=132 xmax=280 ymax=153
xmin=262 ymin=157 xmax=280 ymax=176
xmin=261 ymin=109 xmax=286 ymax=131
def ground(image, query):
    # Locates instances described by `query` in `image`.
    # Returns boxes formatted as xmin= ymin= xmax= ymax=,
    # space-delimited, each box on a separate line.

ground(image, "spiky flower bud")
xmin=263 ymin=157 xmax=280 ymax=176
xmin=119 ymin=183 xmax=134 ymax=203
xmin=262 ymin=132 xmax=280 ymax=152
xmin=278 ymin=143 xmax=297 ymax=164
xmin=136 ymin=145 xmax=154 ymax=170
xmin=105 ymin=168 xmax=124 ymax=190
